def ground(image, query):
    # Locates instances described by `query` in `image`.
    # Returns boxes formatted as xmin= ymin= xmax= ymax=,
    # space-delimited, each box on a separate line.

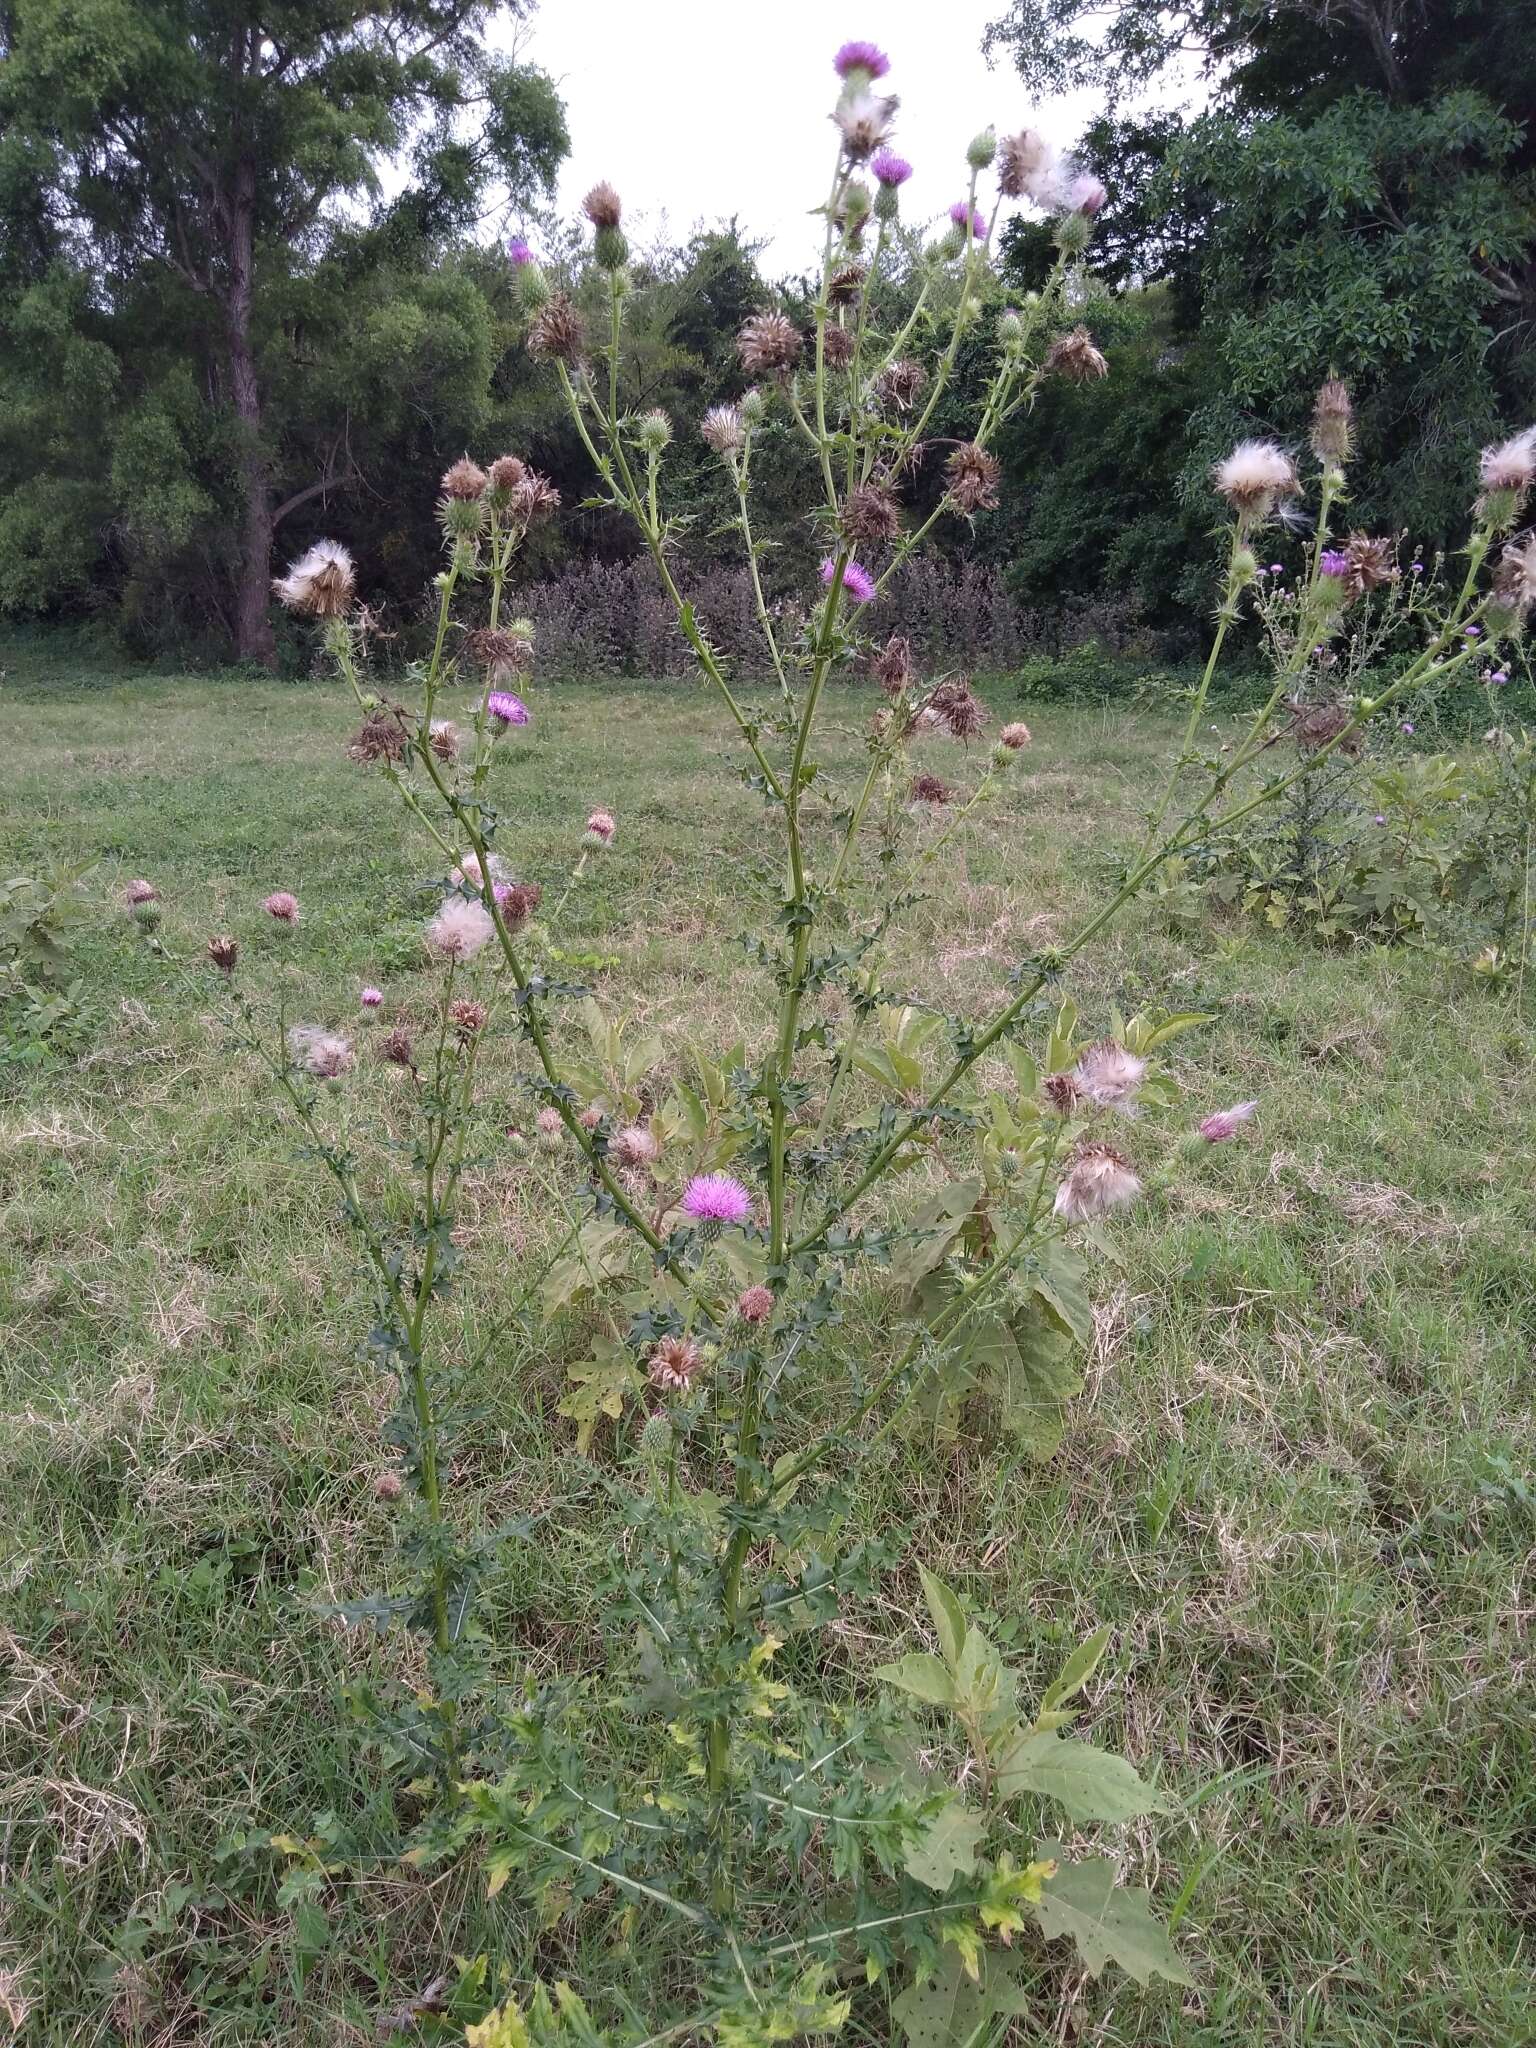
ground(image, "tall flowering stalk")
xmin=224 ymin=45 xmax=1536 ymax=2044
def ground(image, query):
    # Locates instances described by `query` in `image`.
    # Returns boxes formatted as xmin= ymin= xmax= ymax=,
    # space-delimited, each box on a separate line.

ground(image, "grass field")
xmin=3 ymin=647 xmax=1534 ymax=2046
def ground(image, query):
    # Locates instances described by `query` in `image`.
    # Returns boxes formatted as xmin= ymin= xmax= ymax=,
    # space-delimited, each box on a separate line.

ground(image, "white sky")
xmin=499 ymin=0 xmax=1110 ymax=276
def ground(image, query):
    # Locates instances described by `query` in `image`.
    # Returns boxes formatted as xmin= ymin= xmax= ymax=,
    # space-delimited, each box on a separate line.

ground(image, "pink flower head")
xmin=1198 ymin=1099 xmax=1258 ymax=1143
xmin=584 ymin=807 xmax=617 ymax=845
xmin=487 ymin=690 xmax=529 ymax=728
xmin=681 ymin=1173 xmax=753 ymax=1226
xmin=1464 ymin=624 xmax=1482 ymax=637
xmin=1064 ymin=173 xmax=1107 ymax=216
xmin=125 ymin=878 xmax=158 ymax=906
xmin=360 ymin=986 xmax=383 ymax=1008
xmin=949 ymin=201 xmax=986 ymax=239
xmin=1320 ymin=550 xmax=1350 ymax=579
xmin=871 ymin=148 xmax=912 ymax=187
xmin=508 ymin=236 xmax=535 ymax=266
xmin=264 ymin=891 xmax=300 ymax=924
xmin=820 ymin=557 xmax=877 ymax=604
xmin=834 ymin=39 xmax=889 ymax=80
xmin=736 ymin=1284 xmax=774 ymax=1324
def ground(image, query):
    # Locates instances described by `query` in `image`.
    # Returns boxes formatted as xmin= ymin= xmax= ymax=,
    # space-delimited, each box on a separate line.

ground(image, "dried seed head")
xmin=1073 ymin=1039 xmax=1146 ymax=1111
xmin=1044 ymin=326 xmax=1108 ymax=383
xmin=582 ymin=181 xmax=623 ymax=229
xmin=611 ymin=1123 xmax=659 ymax=1168
xmin=944 ymin=442 xmax=1002 ymax=516
xmin=1478 ymin=426 xmax=1536 ymax=499
xmin=1341 ymin=531 xmax=1398 ymax=598
xmin=208 ymin=934 xmax=239 ymax=975
xmin=827 ymin=263 xmax=866 ymax=308
xmin=875 ymin=358 xmax=926 ymax=411
xmin=909 ymin=773 xmax=952 ymax=806
xmin=347 ymin=708 xmax=410 ymax=764
xmin=487 ymin=454 xmax=528 ymax=496
xmin=450 ymin=998 xmax=487 ymax=1042
xmin=1310 ymin=379 xmax=1354 ymax=463
xmin=999 ymin=720 xmax=1033 ymax=750
xmin=821 ymin=324 xmax=856 ymax=369
xmin=272 ymin=540 xmax=355 ymax=618
xmin=1043 ymin=1071 xmax=1080 ymax=1114
xmin=263 ymin=891 xmax=300 ymax=924
xmin=834 ymin=90 xmax=898 ymax=161
xmin=840 ymin=482 xmax=901 ymax=545
xmin=429 ymin=719 xmax=459 ymax=762
xmin=468 ymin=626 xmax=532 ymax=683
xmin=493 ymin=880 xmax=543 ymax=930
xmin=1212 ymin=440 xmax=1301 ymax=520
xmin=1053 ymin=1142 xmax=1141 ymax=1220
xmin=510 ymin=472 xmax=561 ymax=525
xmin=871 ymin=633 xmax=916 ymax=695
xmin=737 ymin=311 xmax=802 ymax=376
xmin=927 ymin=676 xmax=987 ymax=741
xmin=527 ymin=292 xmax=586 ymax=365
xmin=701 ymin=404 xmax=745 ymax=457
xmin=441 ymin=457 xmax=488 ymax=502
xmin=997 ymin=128 xmax=1053 ymax=201
xmin=380 ymin=1026 xmax=416 ymax=1069
xmin=1492 ymin=531 xmax=1536 ymax=616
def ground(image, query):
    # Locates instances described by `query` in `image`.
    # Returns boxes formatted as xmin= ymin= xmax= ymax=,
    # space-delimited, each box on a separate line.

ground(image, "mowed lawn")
xmin=3 ymin=650 xmax=1534 ymax=2047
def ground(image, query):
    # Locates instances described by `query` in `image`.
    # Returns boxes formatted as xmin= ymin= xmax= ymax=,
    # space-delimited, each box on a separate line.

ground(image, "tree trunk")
xmin=226 ymin=151 xmax=275 ymax=668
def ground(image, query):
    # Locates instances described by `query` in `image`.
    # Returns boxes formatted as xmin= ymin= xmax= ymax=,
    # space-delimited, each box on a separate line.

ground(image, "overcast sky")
xmin=498 ymin=0 xmax=1111 ymax=276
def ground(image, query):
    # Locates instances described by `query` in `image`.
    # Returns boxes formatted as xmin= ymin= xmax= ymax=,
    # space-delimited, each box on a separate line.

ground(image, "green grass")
xmin=3 ymin=647 xmax=1534 ymax=2046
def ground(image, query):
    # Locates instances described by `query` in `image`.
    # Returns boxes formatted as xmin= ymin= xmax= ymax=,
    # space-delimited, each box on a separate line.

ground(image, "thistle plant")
xmin=167 ymin=44 xmax=1536 ymax=2045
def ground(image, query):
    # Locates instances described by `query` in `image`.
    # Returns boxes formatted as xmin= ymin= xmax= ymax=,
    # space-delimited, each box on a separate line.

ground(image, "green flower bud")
xmin=1053 ymin=210 xmax=1092 ymax=257
xmin=739 ymin=387 xmax=768 ymax=429
xmin=638 ymin=1413 xmax=674 ymax=1461
xmin=635 ymin=408 xmax=672 ymax=454
xmin=997 ymin=308 xmax=1024 ymax=347
xmin=966 ymin=128 xmax=997 ymax=170
xmin=594 ymin=223 xmax=628 ymax=271
xmin=1232 ymin=547 xmax=1258 ymax=586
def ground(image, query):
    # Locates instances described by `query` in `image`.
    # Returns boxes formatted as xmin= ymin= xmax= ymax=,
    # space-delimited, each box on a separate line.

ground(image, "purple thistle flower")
xmin=1464 ymin=624 xmax=1482 ymax=637
xmin=1319 ymin=550 xmax=1350 ymax=578
xmin=1410 ymin=561 xmax=1424 ymax=573
xmin=1198 ymin=1099 xmax=1259 ymax=1143
xmin=487 ymin=690 xmax=530 ymax=728
xmin=949 ymin=201 xmax=986 ymax=238
xmin=508 ymin=236 xmax=534 ymax=266
xmin=1492 ymin=669 xmax=1509 ymax=684
xmin=834 ymin=39 xmax=889 ymax=79
xmin=360 ymin=986 xmax=383 ymax=1008
xmin=820 ymin=557 xmax=876 ymax=604
xmin=871 ymin=148 xmax=912 ymax=188
xmin=681 ymin=1173 xmax=753 ymax=1226
xmin=1269 ymin=563 xmax=1284 ymax=575
xmin=1400 ymin=721 xmax=1415 ymax=735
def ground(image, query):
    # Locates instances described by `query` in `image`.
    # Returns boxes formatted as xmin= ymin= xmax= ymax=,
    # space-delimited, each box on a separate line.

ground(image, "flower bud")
xmin=739 ymin=386 xmax=768 ymax=430
xmin=637 ymin=1413 xmax=674 ymax=1461
xmin=594 ymin=223 xmax=628 ymax=271
xmin=997 ymin=307 xmax=1024 ymax=348
xmin=131 ymin=898 xmax=163 ymax=931
xmin=840 ymin=180 xmax=873 ymax=232
xmin=1232 ymin=546 xmax=1258 ymax=587
xmin=1053 ymin=210 xmax=1092 ymax=256
xmin=506 ymin=1125 xmax=530 ymax=1156
xmin=635 ymin=409 xmax=672 ymax=454
xmin=967 ymin=128 xmax=997 ymax=170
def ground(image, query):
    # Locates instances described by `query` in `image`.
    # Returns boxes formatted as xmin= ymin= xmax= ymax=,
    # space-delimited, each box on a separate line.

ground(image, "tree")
xmin=984 ymin=0 xmax=1536 ymax=632
xmin=0 ymin=1 xmax=566 ymax=663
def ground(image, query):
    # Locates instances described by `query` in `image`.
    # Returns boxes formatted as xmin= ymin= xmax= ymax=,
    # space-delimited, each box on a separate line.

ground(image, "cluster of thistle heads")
xmin=1213 ymin=391 xmax=1536 ymax=638
xmin=503 ymin=40 xmax=1112 ymax=605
